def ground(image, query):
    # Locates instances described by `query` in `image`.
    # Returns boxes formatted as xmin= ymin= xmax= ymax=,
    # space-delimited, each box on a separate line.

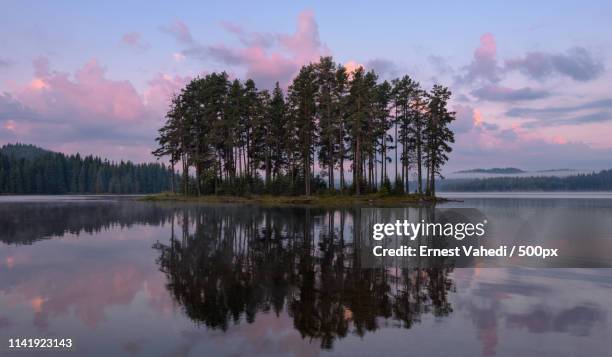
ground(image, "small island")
xmin=454 ymin=167 xmax=525 ymax=174
xmin=151 ymin=56 xmax=456 ymax=203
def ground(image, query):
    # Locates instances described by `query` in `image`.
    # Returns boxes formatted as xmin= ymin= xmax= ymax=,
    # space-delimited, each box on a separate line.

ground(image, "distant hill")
xmin=0 ymin=143 xmax=176 ymax=194
xmin=454 ymin=167 xmax=525 ymax=174
xmin=0 ymin=143 xmax=52 ymax=160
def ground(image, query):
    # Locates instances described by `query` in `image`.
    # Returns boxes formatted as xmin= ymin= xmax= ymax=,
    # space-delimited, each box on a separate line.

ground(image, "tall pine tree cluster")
xmin=0 ymin=143 xmax=174 ymax=194
xmin=154 ymin=56 xmax=456 ymax=196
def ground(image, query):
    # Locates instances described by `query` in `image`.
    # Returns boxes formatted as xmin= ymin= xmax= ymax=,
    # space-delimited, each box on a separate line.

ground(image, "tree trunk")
xmin=339 ymin=122 xmax=345 ymax=192
xmin=417 ymin=122 xmax=423 ymax=194
xmin=181 ymin=154 xmax=188 ymax=196
xmin=265 ymin=149 xmax=271 ymax=187
xmin=355 ymin=135 xmax=361 ymax=195
xmin=395 ymin=107 xmax=398 ymax=181
xmin=170 ymin=161 xmax=175 ymax=194
xmin=430 ymin=149 xmax=436 ymax=197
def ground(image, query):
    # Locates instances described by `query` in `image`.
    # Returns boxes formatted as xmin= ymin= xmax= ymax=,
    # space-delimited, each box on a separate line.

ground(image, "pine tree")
xmin=287 ymin=65 xmax=317 ymax=195
xmin=425 ymin=85 xmax=455 ymax=196
xmin=315 ymin=56 xmax=339 ymax=190
xmin=268 ymin=82 xmax=288 ymax=181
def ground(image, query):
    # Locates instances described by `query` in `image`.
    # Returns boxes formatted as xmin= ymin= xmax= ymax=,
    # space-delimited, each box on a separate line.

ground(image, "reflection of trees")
xmin=154 ymin=206 xmax=456 ymax=349
xmin=0 ymin=201 xmax=174 ymax=245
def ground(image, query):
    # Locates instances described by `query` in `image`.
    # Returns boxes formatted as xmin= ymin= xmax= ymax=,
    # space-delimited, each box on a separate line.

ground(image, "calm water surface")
xmin=0 ymin=194 xmax=610 ymax=356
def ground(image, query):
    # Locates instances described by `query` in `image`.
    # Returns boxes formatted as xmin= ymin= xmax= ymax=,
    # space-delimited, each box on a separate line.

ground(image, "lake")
xmin=0 ymin=194 xmax=610 ymax=356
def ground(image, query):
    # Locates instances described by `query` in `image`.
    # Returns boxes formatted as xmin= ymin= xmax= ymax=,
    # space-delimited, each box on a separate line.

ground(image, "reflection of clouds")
xmin=143 ymin=271 xmax=177 ymax=316
xmin=453 ymin=268 xmax=610 ymax=357
xmin=506 ymin=304 xmax=605 ymax=336
xmin=165 ymin=313 xmax=320 ymax=357
xmin=30 ymin=296 xmax=46 ymax=313
xmin=11 ymin=264 xmax=146 ymax=329
xmin=0 ymin=230 xmax=175 ymax=331
xmin=0 ymin=251 xmax=32 ymax=271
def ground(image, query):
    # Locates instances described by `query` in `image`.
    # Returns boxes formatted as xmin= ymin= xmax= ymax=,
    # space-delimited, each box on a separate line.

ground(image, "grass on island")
xmin=142 ymin=191 xmax=446 ymax=207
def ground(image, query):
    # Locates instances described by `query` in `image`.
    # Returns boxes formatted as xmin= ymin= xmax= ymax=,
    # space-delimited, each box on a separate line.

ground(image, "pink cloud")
xmin=3 ymin=119 xmax=16 ymax=131
xmin=452 ymin=104 xmax=498 ymax=134
xmin=17 ymin=57 xmax=147 ymax=122
xmin=144 ymin=73 xmax=191 ymax=114
xmin=0 ymin=58 xmax=189 ymax=162
xmin=344 ymin=60 xmax=364 ymax=74
xmin=191 ymin=10 xmax=329 ymax=88
xmin=473 ymin=108 xmax=484 ymax=126
xmin=476 ymin=33 xmax=496 ymax=64
xmin=457 ymin=33 xmax=501 ymax=84
xmin=277 ymin=10 xmax=327 ymax=64
xmin=172 ymin=52 xmax=185 ymax=62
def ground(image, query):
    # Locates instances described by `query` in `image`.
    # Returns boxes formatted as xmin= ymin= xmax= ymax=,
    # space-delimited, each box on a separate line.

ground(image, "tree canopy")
xmin=154 ymin=56 xmax=456 ymax=197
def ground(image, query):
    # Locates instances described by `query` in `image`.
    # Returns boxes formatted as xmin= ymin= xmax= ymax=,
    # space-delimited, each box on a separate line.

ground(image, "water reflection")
xmin=153 ymin=206 xmax=455 ymax=349
xmin=0 ymin=197 xmax=609 ymax=356
xmin=0 ymin=200 xmax=172 ymax=245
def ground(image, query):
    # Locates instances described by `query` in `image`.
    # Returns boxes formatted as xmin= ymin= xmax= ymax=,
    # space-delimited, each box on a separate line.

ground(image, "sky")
xmin=1 ymin=1 xmax=611 ymax=173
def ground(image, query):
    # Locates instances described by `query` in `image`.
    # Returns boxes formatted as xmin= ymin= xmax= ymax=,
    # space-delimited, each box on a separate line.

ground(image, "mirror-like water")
xmin=0 ymin=195 xmax=610 ymax=356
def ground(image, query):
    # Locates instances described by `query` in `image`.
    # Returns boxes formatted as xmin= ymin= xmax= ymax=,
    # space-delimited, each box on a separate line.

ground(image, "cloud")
xmin=0 ymin=58 xmax=182 ymax=162
xmin=160 ymin=20 xmax=193 ymax=44
xmin=219 ymin=21 xmax=275 ymax=48
xmin=507 ymin=98 xmax=612 ymax=118
xmin=366 ymin=58 xmax=398 ymax=78
xmin=446 ymin=100 xmax=612 ymax=172
xmin=452 ymin=104 xmax=477 ymax=134
xmin=522 ymin=111 xmax=612 ymax=128
xmin=505 ymin=47 xmax=604 ymax=82
xmin=0 ymin=93 xmax=41 ymax=122
xmin=456 ymin=33 xmax=501 ymax=84
xmin=450 ymin=124 xmax=612 ymax=171
xmin=344 ymin=60 xmax=365 ymax=74
xmin=506 ymin=305 xmax=605 ymax=335
xmin=121 ymin=32 xmax=149 ymax=52
xmin=276 ymin=10 xmax=326 ymax=64
xmin=144 ymin=73 xmax=191 ymax=114
xmin=219 ymin=21 xmax=243 ymax=34
xmin=428 ymin=55 xmax=454 ymax=76
xmin=202 ymin=44 xmax=245 ymax=65
xmin=452 ymin=105 xmax=499 ymax=134
xmin=472 ymin=85 xmax=550 ymax=101
xmin=17 ymin=58 xmax=147 ymax=122
xmin=178 ymin=10 xmax=329 ymax=88
xmin=506 ymin=98 xmax=612 ymax=128
xmin=172 ymin=52 xmax=185 ymax=62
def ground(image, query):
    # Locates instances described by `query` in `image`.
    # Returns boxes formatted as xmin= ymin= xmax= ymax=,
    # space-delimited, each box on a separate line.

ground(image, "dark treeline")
xmin=0 ymin=143 xmax=175 ymax=194
xmin=154 ymin=56 xmax=456 ymax=196
xmin=438 ymin=170 xmax=612 ymax=191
